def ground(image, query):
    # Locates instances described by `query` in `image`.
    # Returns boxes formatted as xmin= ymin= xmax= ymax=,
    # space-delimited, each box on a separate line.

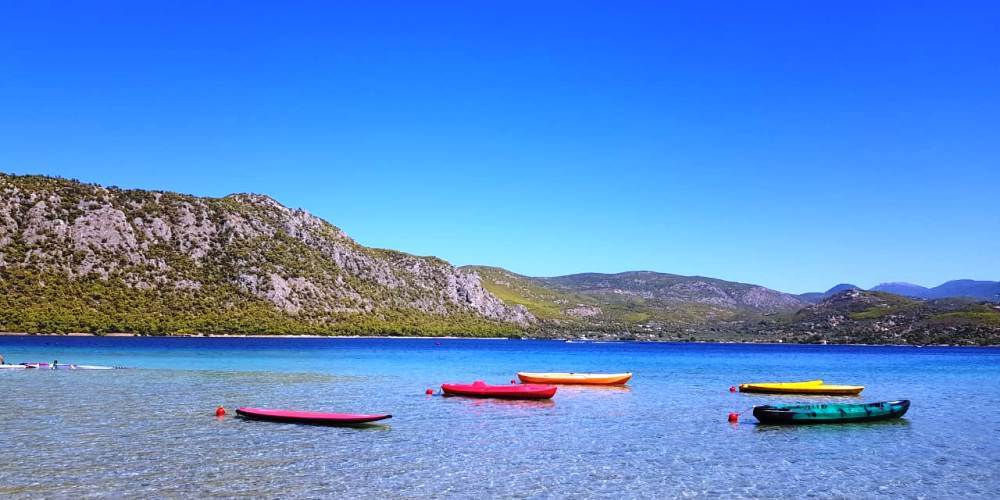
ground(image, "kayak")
xmin=517 ymin=372 xmax=632 ymax=385
xmin=739 ymin=380 xmax=864 ymax=395
xmin=441 ymin=380 xmax=557 ymax=399
xmin=235 ymin=407 xmax=392 ymax=425
xmin=753 ymin=400 xmax=910 ymax=424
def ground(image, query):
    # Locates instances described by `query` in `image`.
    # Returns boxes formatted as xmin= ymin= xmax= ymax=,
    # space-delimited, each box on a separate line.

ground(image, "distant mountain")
xmin=463 ymin=267 xmax=806 ymax=335
xmin=928 ymin=280 xmax=1000 ymax=301
xmin=760 ymin=289 xmax=1000 ymax=345
xmin=798 ymin=283 xmax=861 ymax=303
xmin=802 ymin=280 xmax=1000 ymax=302
xmin=538 ymin=271 xmax=806 ymax=312
xmin=866 ymin=280 xmax=1000 ymax=301
xmin=870 ymin=282 xmax=934 ymax=298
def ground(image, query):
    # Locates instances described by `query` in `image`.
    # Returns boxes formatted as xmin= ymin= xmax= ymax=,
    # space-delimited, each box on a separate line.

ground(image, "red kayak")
xmin=441 ymin=380 xmax=557 ymax=399
xmin=235 ymin=407 xmax=391 ymax=424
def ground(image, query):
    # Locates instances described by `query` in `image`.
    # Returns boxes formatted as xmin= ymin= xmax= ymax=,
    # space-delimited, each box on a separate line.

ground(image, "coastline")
xmin=0 ymin=331 xmax=512 ymax=340
xmin=0 ymin=331 xmax=993 ymax=347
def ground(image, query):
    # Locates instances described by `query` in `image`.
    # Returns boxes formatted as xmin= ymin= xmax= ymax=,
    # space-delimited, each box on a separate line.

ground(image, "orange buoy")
xmin=215 ymin=406 xmax=227 ymax=417
xmin=425 ymin=388 xmax=434 ymax=395
xmin=728 ymin=412 xmax=739 ymax=423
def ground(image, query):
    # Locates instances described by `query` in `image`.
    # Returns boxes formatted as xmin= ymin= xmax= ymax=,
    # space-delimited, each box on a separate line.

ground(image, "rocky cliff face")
xmin=0 ymin=174 xmax=532 ymax=334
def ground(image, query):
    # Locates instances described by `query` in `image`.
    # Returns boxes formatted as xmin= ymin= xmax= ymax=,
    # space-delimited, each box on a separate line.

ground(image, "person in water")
xmin=0 ymin=353 xmax=5 ymax=365
xmin=52 ymin=359 xmax=58 ymax=369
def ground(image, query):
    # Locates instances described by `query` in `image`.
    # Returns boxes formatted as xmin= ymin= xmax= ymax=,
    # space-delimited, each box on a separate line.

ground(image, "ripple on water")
xmin=0 ymin=338 xmax=998 ymax=498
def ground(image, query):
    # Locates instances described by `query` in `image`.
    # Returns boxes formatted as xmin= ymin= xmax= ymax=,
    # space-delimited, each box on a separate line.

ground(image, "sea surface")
xmin=1 ymin=336 xmax=998 ymax=498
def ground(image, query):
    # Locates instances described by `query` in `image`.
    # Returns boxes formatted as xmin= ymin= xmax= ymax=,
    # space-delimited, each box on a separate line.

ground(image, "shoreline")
xmin=0 ymin=331 xmax=994 ymax=347
xmin=0 ymin=331 xmax=511 ymax=340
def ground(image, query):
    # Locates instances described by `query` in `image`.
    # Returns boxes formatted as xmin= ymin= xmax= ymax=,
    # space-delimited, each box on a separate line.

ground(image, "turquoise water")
xmin=1 ymin=337 xmax=998 ymax=498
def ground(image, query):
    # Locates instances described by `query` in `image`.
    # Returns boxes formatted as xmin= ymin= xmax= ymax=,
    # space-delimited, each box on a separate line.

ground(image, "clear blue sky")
xmin=2 ymin=1 xmax=998 ymax=293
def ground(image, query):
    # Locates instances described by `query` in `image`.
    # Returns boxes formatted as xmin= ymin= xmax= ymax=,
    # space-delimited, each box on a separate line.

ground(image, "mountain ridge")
xmin=2 ymin=172 xmax=998 ymax=344
xmin=801 ymin=280 xmax=1000 ymax=302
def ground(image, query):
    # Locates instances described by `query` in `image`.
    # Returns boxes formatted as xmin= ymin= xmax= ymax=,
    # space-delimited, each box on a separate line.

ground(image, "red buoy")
xmin=425 ymin=388 xmax=434 ymax=395
xmin=215 ymin=406 xmax=227 ymax=417
xmin=728 ymin=412 xmax=739 ymax=423
xmin=729 ymin=386 xmax=737 ymax=393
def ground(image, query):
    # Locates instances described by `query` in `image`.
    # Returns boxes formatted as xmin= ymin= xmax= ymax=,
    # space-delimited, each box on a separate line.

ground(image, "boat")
xmin=753 ymin=400 xmax=910 ymax=424
xmin=235 ymin=407 xmax=392 ymax=425
xmin=0 ymin=364 xmax=28 ymax=369
xmin=441 ymin=380 xmax=557 ymax=399
xmin=517 ymin=372 xmax=632 ymax=385
xmin=738 ymin=379 xmax=864 ymax=395
xmin=20 ymin=362 xmax=117 ymax=370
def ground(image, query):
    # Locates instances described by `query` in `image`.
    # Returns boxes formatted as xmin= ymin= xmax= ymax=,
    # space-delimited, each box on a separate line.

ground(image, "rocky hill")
xmin=2 ymin=173 xmax=997 ymax=344
xmin=0 ymin=173 xmax=532 ymax=335
xmin=798 ymin=283 xmax=861 ymax=303
xmin=463 ymin=266 xmax=805 ymax=337
xmin=539 ymin=271 xmax=806 ymax=312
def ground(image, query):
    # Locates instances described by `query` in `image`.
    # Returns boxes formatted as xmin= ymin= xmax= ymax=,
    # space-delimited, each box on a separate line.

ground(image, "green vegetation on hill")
xmin=465 ymin=266 xmax=598 ymax=324
xmin=2 ymin=173 xmax=998 ymax=344
xmin=464 ymin=266 xmax=803 ymax=338
xmin=0 ymin=268 xmax=517 ymax=337
xmin=767 ymin=290 xmax=1000 ymax=345
xmin=0 ymin=173 xmax=526 ymax=337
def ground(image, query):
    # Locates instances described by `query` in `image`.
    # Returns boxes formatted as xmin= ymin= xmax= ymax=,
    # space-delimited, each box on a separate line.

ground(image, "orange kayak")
xmin=517 ymin=372 xmax=632 ymax=385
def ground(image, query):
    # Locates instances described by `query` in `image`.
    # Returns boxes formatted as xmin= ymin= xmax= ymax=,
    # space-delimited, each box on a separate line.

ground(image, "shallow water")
xmin=1 ymin=337 xmax=998 ymax=498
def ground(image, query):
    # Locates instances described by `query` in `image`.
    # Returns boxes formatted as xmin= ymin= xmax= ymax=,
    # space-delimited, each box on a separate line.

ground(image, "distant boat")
xmin=753 ymin=400 xmax=910 ymax=424
xmin=20 ymin=362 xmax=117 ymax=370
xmin=517 ymin=372 xmax=632 ymax=385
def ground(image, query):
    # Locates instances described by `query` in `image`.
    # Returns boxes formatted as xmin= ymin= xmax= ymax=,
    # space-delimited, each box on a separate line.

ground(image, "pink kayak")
xmin=441 ymin=380 xmax=557 ymax=399
xmin=235 ymin=407 xmax=391 ymax=424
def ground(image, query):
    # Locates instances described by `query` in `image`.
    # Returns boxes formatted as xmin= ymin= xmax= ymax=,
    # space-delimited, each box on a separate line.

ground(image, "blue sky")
xmin=1 ymin=1 xmax=998 ymax=293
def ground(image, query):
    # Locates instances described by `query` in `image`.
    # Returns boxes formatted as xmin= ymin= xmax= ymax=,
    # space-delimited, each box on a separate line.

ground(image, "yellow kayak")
xmin=739 ymin=379 xmax=864 ymax=395
xmin=517 ymin=372 xmax=633 ymax=385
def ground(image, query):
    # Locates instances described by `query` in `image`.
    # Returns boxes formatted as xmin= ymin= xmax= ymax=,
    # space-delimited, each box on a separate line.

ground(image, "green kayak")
xmin=753 ymin=400 xmax=910 ymax=424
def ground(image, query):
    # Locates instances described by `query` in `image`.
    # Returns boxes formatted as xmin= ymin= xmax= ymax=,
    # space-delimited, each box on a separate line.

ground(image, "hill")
xmin=464 ymin=266 xmax=806 ymax=338
xmin=927 ymin=280 xmax=1000 ymax=301
xmin=870 ymin=282 xmax=934 ymax=299
xmin=2 ymin=172 xmax=998 ymax=344
xmin=804 ymin=280 xmax=1000 ymax=302
xmin=757 ymin=290 xmax=1000 ymax=345
xmin=0 ymin=173 xmax=532 ymax=336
